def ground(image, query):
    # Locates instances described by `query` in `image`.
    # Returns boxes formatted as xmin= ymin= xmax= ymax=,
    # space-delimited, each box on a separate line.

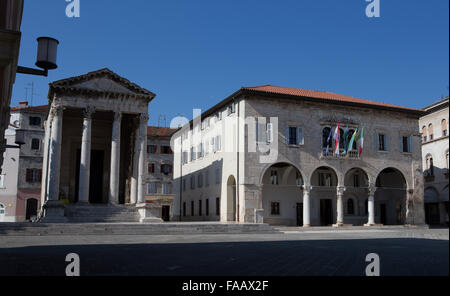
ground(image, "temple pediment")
xmin=49 ymin=68 xmax=156 ymax=99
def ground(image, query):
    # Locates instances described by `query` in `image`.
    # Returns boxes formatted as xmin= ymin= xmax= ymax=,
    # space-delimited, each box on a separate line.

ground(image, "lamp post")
xmin=5 ymin=129 xmax=25 ymax=149
xmin=17 ymin=37 xmax=59 ymax=77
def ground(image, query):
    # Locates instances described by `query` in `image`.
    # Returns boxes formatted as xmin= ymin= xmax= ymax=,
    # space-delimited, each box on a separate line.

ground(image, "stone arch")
xmin=260 ymin=163 xmax=305 ymax=226
xmin=259 ymin=161 xmax=303 ymax=186
xmin=310 ymin=166 xmax=339 ymax=187
xmin=375 ymin=167 xmax=407 ymax=225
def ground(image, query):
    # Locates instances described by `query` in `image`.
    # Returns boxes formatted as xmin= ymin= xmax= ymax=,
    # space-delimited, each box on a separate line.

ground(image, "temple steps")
xmin=0 ymin=222 xmax=279 ymax=236
xmin=64 ymin=204 xmax=141 ymax=223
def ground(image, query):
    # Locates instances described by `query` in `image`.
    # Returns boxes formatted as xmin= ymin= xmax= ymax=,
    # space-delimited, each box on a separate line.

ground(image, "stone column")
xmin=78 ymin=106 xmax=95 ymax=204
xmin=109 ymin=112 xmax=122 ymax=204
xmin=334 ymin=186 xmax=346 ymax=227
xmin=130 ymin=120 xmax=140 ymax=204
xmin=303 ymin=185 xmax=312 ymax=227
xmin=40 ymin=118 xmax=51 ymax=205
xmin=47 ymin=105 xmax=64 ymax=201
xmin=41 ymin=104 xmax=67 ymax=223
xmin=365 ymin=186 xmax=377 ymax=226
xmin=137 ymin=113 xmax=149 ymax=204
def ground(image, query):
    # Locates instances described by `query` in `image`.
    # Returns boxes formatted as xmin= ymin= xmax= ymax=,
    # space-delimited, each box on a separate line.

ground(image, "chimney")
xmin=18 ymin=101 xmax=28 ymax=109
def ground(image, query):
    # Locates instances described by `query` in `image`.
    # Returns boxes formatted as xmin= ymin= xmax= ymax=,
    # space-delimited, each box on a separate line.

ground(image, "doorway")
xmin=26 ymin=198 xmax=38 ymax=221
xmin=380 ymin=204 xmax=387 ymax=225
xmin=320 ymin=199 xmax=333 ymax=226
xmin=425 ymin=203 xmax=441 ymax=225
xmin=162 ymin=205 xmax=171 ymax=222
xmin=75 ymin=149 xmax=105 ymax=204
xmin=296 ymin=203 xmax=303 ymax=226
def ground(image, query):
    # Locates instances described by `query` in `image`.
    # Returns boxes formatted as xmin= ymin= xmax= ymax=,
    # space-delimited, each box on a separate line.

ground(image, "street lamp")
xmin=5 ymin=129 xmax=25 ymax=149
xmin=17 ymin=37 xmax=59 ymax=77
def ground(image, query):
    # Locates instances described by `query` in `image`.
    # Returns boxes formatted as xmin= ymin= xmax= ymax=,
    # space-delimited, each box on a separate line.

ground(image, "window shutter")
xmin=38 ymin=170 xmax=42 ymax=182
xmin=399 ymin=136 xmax=403 ymax=152
xmin=385 ymin=134 xmax=390 ymax=151
xmin=285 ymin=126 xmax=290 ymax=145
xmin=257 ymin=123 xmax=266 ymax=143
xmin=298 ymin=127 xmax=304 ymax=145
xmin=408 ymin=136 xmax=412 ymax=153
xmin=374 ymin=132 xmax=379 ymax=150
xmin=267 ymin=123 xmax=273 ymax=144
xmin=26 ymin=169 xmax=31 ymax=182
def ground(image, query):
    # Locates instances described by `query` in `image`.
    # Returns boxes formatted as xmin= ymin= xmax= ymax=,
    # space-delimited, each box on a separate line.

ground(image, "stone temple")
xmin=40 ymin=68 xmax=162 ymax=223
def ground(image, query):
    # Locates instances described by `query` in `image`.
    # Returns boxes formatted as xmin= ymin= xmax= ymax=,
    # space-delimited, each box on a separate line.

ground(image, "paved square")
xmin=0 ymin=229 xmax=448 ymax=276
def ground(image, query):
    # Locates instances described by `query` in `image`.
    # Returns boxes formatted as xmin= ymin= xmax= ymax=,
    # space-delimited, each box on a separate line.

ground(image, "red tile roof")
xmin=241 ymin=85 xmax=421 ymax=112
xmin=10 ymin=105 xmax=49 ymax=112
xmin=147 ymin=126 xmax=178 ymax=137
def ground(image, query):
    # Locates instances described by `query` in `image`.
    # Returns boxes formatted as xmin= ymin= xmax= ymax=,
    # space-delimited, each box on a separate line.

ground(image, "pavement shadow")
xmin=0 ymin=238 xmax=448 ymax=276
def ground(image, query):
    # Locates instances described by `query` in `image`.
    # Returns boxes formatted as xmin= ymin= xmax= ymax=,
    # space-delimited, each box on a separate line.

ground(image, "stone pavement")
xmin=0 ymin=228 xmax=448 ymax=276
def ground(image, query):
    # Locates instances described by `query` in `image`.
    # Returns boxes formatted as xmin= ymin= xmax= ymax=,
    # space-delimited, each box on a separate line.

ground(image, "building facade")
xmin=420 ymin=97 xmax=449 ymax=226
xmin=0 ymin=0 xmax=24 ymax=174
xmin=145 ymin=126 xmax=176 ymax=221
xmin=172 ymin=85 xmax=426 ymax=226
xmin=0 ymin=102 xmax=47 ymax=222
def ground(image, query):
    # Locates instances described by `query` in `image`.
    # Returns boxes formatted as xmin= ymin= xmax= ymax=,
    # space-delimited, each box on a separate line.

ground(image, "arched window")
xmin=270 ymin=170 xmax=278 ymax=185
xmin=347 ymin=199 xmax=355 ymax=215
xmin=442 ymin=119 xmax=448 ymax=137
xmin=426 ymin=154 xmax=434 ymax=176
xmin=422 ymin=126 xmax=428 ymax=142
xmin=428 ymin=124 xmax=434 ymax=140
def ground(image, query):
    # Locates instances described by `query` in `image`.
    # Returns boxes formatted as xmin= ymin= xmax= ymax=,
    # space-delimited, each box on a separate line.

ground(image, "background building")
xmin=0 ymin=0 xmax=24 ymax=174
xmin=146 ymin=126 xmax=177 ymax=221
xmin=173 ymin=85 xmax=426 ymax=227
xmin=420 ymin=97 xmax=449 ymax=226
xmin=0 ymin=101 xmax=46 ymax=222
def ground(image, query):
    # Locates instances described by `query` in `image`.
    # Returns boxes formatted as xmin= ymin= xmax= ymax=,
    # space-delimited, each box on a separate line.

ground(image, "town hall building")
xmin=172 ymin=85 xmax=426 ymax=227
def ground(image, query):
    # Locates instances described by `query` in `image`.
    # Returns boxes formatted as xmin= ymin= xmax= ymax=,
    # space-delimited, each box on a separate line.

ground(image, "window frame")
xmin=270 ymin=201 xmax=281 ymax=216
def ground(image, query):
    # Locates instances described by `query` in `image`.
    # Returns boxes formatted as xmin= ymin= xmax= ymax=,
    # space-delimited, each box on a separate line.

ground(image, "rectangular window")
xmin=31 ymin=138 xmax=40 ymax=150
xmin=183 ymin=202 xmax=186 ymax=217
xmin=205 ymin=170 xmax=210 ymax=187
xmin=206 ymin=199 xmax=209 ymax=216
xmin=147 ymin=183 xmax=157 ymax=194
xmin=26 ymin=169 xmax=42 ymax=183
xmin=216 ymin=197 xmax=220 ymax=216
xmin=215 ymin=168 xmax=221 ymax=184
xmin=288 ymin=127 xmax=298 ymax=145
xmin=162 ymin=183 xmax=171 ymax=194
xmin=29 ymin=116 xmax=41 ymax=126
xmin=148 ymin=145 xmax=158 ymax=154
xmin=161 ymin=146 xmax=173 ymax=154
xmin=191 ymin=201 xmax=194 ymax=216
xmin=378 ymin=134 xmax=387 ymax=151
xmin=353 ymin=174 xmax=360 ymax=188
xmin=227 ymin=103 xmax=235 ymax=116
xmin=148 ymin=163 xmax=155 ymax=174
xmin=198 ymin=143 xmax=203 ymax=158
xmin=161 ymin=164 xmax=172 ymax=175
xmin=319 ymin=173 xmax=332 ymax=187
xmin=270 ymin=170 xmax=278 ymax=185
xmin=199 ymin=200 xmax=202 ymax=216
xmin=182 ymin=151 xmax=188 ymax=164
xmin=402 ymin=136 xmax=411 ymax=153
xmin=190 ymin=176 xmax=195 ymax=189
xmin=198 ymin=173 xmax=203 ymax=188
xmin=190 ymin=147 xmax=196 ymax=161
xmin=215 ymin=135 xmax=222 ymax=152
xmin=271 ymin=202 xmax=280 ymax=216
xmin=0 ymin=175 xmax=5 ymax=189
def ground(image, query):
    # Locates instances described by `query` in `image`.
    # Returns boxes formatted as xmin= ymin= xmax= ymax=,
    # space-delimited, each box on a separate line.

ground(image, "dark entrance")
xmin=320 ymin=199 xmax=333 ymax=226
xmin=296 ymin=203 xmax=303 ymax=226
xmin=425 ymin=203 xmax=441 ymax=225
xmin=25 ymin=198 xmax=38 ymax=220
xmin=162 ymin=206 xmax=171 ymax=222
xmin=380 ymin=204 xmax=387 ymax=225
xmin=75 ymin=149 xmax=105 ymax=204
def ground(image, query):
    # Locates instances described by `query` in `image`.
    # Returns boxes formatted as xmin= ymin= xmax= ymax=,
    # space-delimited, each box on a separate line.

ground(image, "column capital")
xmin=113 ymin=111 xmax=122 ymax=121
xmin=83 ymin=106 xmax=96 ymax=119
xmin=303 ymin=185 xmax=312 ymax=192
xmin=140 ymin=113 xmax=150 ymax=123
xmin=337 ymin=186 xmax=346 ymax=196
xmin=50 ymin=104 xmax=64 ymax=118
xmin=368 ymin=185 xmax=377 ymax=196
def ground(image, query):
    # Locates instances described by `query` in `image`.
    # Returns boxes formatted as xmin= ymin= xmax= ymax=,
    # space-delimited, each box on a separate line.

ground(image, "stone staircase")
xmin=64 ymin=204 xmax=141 ymax=223
xmin=0 ymin=222 xmax=279 ymax=236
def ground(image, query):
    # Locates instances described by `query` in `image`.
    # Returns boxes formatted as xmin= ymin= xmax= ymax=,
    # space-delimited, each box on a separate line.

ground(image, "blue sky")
xmin=12 ymin=0 xmax=449 ymax=126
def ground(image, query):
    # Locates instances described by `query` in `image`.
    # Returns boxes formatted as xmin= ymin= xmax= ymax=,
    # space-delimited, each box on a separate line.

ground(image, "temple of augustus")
xmin=40 ymin=68 xmax=162 ymax=223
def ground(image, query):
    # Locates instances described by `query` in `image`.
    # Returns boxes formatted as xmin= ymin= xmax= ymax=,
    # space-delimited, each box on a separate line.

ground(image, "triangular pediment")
xmin=49 ymin=68 xmax=155 ymax=98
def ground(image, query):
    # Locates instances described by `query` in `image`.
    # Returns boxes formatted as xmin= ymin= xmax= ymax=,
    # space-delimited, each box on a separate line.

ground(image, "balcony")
xmin=424 ymin=170 xmax=435 ymax=183
xmin=321 ymin=149 xmax=360 ymax=160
